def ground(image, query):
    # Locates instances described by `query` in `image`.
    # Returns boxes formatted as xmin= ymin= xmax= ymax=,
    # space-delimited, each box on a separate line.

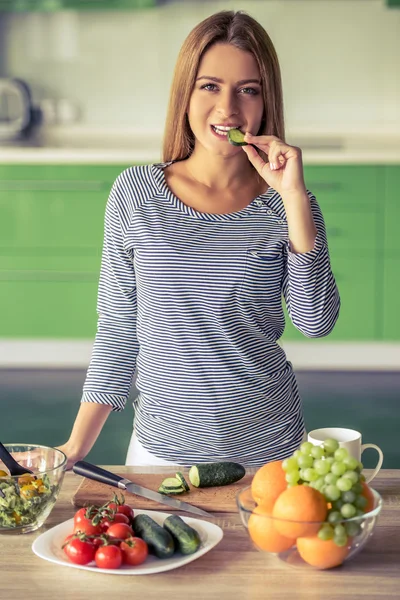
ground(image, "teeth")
xmin=213 ymin=125 xmax=238 ymax=131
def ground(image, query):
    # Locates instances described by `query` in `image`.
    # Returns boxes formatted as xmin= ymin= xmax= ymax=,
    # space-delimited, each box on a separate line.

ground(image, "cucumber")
xmin=188 ymin=462 xmax=246 ymax=488
xmin=159 ymin=477 xmax=184 ymax=491
xmin=175 ymin=472 xmax=190 ymax=492
xmin=163 ymin=515 xmax=201 ymax=555
xmin=227 ymin=128 xmax=247 ymax=146
xmin=158 ymin=485 xmax=186 ymax=495
xmin=132 ymin=514 xmax=175 ymax=558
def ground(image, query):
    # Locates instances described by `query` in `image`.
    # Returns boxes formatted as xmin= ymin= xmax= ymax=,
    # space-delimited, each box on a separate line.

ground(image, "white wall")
xmin=2 ymin=0 xmax=400 ymax=132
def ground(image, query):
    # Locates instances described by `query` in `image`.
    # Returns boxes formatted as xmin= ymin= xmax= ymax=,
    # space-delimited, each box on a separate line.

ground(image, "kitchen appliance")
xmin=0 ymin=78 xmax=37 ymax=141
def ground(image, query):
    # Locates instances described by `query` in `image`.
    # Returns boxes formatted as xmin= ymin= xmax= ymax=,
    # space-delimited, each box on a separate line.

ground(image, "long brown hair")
xmin=162 ymin=10 xmax=285 ymax=163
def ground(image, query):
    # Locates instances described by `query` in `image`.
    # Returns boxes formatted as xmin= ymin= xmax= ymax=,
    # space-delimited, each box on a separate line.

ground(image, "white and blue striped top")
xmin=82 ymin=163 xmax=340 ymax=467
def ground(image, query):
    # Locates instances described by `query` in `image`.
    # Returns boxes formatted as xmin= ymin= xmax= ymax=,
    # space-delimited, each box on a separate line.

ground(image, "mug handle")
xmin=361 ymin=444 xmax=384 ymax=483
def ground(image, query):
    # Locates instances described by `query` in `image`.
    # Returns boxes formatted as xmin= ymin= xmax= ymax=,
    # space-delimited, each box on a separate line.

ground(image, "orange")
xmin=250 ymin=460 xmax=287 ymax=511
xmin=248 ymin=506 xmax=295 ymax=553
xmin=361 ymin=481 xmax=375 ymax=513
xmin=272 ymin=485 xmax=328 ymax=538
xmin=296 ymin=535 xmax=351 ymax=569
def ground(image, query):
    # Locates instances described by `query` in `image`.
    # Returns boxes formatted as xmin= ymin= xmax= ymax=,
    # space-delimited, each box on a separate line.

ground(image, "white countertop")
xmin=1 ymin=126 xmax=399 ymax=165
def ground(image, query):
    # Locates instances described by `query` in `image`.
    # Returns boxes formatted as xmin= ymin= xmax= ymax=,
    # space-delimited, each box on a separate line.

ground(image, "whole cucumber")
xmin=132 ymin=514 xmax=175 ymax=559
xmin=189 ymin=461 xmax=246 ymax=488
xmin=163 ymin=515 xmax=201 ymax=555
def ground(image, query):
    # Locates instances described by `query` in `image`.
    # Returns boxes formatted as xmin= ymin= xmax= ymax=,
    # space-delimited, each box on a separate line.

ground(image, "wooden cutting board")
xmin=72 ymin=471 xmax=254 ymax=513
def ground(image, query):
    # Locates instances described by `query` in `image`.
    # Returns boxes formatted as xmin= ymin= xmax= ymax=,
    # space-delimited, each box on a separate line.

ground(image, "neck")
xmin=184 ymin=144 xmax=257 ymax=191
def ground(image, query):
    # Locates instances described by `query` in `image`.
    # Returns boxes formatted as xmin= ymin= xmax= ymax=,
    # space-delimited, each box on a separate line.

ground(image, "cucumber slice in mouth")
xmin=227 ymin=128 xmax=247 ymax=146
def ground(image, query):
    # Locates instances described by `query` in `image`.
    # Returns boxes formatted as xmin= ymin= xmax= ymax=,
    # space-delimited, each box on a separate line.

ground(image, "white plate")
xmin=32 ymin=509 xmax=223 ymax=575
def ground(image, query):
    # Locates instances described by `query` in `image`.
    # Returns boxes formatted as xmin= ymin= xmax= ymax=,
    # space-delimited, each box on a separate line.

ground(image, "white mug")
xmin=307 ymin=427 xmax=384 ymax=483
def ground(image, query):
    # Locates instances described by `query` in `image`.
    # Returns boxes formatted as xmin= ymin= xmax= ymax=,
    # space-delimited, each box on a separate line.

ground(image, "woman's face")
xmin=188 ymin=43 xmax=264 ymax=157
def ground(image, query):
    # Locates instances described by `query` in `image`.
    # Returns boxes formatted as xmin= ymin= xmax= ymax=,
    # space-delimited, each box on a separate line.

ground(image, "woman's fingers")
xmin=242 ymin=144 xmax=270 ymax=177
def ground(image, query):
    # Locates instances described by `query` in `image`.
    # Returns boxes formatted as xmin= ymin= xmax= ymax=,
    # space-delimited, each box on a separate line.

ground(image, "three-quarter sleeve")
xmin=282 ymin=191 xmax=340 ymax=338
xmin=81 ymin=179 xmax=139 ymax=412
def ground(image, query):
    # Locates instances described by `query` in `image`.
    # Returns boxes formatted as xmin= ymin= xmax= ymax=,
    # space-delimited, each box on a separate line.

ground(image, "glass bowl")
xmin=237 ymin=485 xmax=383 ymax=570
xmin=0 ymin=444 xmax=67 ymax=534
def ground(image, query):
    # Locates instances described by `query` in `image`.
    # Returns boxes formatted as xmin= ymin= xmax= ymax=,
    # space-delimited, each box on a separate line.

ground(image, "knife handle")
xmin=73 ymin=460 xmax=125 ymax=488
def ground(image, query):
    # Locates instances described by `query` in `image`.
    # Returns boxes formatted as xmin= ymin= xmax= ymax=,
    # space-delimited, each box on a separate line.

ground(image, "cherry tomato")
xmin=106 ymin=523 xmax=133 ymax=540
xmin=120 ymin=537 xmax=148 ymax=566
xmin=108 ymin=502 xmax=134 ymax=520
xmin=95 ymin=545 xmax=122 ymax=569
xmin=100 ymin=513 xmax=130 ymax=531
xmin=64 ymin=537 xmax=96 ymax=565
xmin=74 ymin=517 xmax=102 ymax=536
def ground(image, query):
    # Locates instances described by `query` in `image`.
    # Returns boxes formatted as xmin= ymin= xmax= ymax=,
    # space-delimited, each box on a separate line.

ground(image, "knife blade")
xmin=73 ymin=460 xmax=211 ymax=518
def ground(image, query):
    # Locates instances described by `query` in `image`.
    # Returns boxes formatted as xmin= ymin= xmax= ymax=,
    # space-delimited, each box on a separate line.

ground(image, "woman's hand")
xmin=242 ymin=133 xmax=307 ymax=198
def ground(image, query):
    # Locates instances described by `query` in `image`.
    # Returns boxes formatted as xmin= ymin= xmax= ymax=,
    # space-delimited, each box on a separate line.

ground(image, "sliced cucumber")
xmin=227 ymin=128 xmax=247 ymax=146
xmin=189 ymin=462 xmax=246 ymax=488
xmin=159 ymin=477 xmax=184 ymax=491
xmin=175 ymin=472 xmax=190 ymax=492
xmin=158 ymin=485 xmax=186 ymax=495
xmin=163 ymin=515 xmax=201 ymax=555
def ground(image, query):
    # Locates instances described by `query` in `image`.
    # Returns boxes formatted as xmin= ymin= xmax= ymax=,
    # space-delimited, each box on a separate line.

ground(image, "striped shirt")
xmin=82 ymin=163 xmax=340 ymax=467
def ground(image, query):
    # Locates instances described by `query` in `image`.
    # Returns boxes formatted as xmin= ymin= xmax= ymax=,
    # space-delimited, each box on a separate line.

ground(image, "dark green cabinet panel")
xmin=384 ymin=166 xmax=400 ymax=252
xmin=282 ymin=256 xmax=378 ymax=341
xmin=323 ymin=211 xmax=379 ymax=254
xmin=382 ymin=258 xmax=400 ymax=340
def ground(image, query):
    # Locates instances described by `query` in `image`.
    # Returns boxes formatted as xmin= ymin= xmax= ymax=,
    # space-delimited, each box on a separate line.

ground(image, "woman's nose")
xmin=216 ymin=92 xmax=239 ymax=118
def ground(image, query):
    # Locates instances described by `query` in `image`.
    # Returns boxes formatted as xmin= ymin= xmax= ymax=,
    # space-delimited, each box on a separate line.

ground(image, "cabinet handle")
xmin=0 ymin=271 xmax=99 ymax=282
xmin=0 ymin=180 xmax=109 ymax=192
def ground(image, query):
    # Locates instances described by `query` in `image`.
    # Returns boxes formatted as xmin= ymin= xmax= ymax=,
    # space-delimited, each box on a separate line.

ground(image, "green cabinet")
xmin=282 ymin=165 xmax=383 ymax=342
xmin=0 ymin=0 xmax=156 ymax=11
xmin=0 ymin=165 xmax=128 ymax=339
xmin=382 ymin=166 xmax=400 ymax=339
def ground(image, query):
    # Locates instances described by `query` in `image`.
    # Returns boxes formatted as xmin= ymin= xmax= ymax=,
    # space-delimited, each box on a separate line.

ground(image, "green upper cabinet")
xmin=0 ymin=0 xmax=156 ymax=11
xmin=387 ymin=0 xmax=400 ymax=7
xmin=382 ymin=166 xmax=400 ymax=340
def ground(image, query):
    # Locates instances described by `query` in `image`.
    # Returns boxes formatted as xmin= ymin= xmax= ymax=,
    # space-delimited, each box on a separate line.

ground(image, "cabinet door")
xmin=303 ymin=166 xmax=379 ymax=211
xmin=323 ymin=211 xmax=379 ymax=254
xmin=282 ymin=256 xmax=378 ymax=341
xmin=0 ymin=278 xmax=99 ymax=339
xmin=384 ymin=166 xmax=400 ymax=253
xmin=382 ymin=258 xmax=400 ymax=340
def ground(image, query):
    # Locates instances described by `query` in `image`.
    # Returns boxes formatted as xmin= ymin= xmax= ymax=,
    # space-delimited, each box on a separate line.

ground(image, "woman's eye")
xmin=240 ymin=87 xmax=259 ymax=96
xmin=201 ymin=83 xmax=218 ymax=91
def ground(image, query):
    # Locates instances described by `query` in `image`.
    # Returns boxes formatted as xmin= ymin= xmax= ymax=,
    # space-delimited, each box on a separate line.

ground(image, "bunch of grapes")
xmin=282 ymin=438 xmax=367 ymax=547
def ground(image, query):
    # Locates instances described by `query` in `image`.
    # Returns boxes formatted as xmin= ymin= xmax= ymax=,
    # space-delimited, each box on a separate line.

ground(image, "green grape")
xmin=331 ymin=462 xmax=347 ymax=476
xmin=282 ymin=457 xmax=299 ymax=472
xmin=314 ymin=459 xmax=331 ymax=475
xmin=310 ymin=446 xmax=325 ymax=459
xmin=337 ymin=477 xmax=353 ymax=492
xmin=325 ymin=456 xmax=335 ymax=466
xmin=352 ymin=482 xmax=363 ymax=495
xmin=293 ymin=450 xmax=302 ymax=460
xmin=303 ymin=468 xmax=318 ymax=482
xmin=297 ymin=454 xmax=314 ymax=469
xmin=341 ymin=490 xmax=356 ymax=504
xmin=341 ymin=503 xmax=357 ymax=519
xmin=334 ymin=523 xmax=346 ymax=537
xmin=323 ymin=438 xmax=339 ymax=454
xmin=318 ymin=524 xmax=334 ymax=541
xmin=359 ymin=472 xmax=366 ymax=482
xmin=300 ymin=441 xmax=314 ymax=455
xmin=334 ymin=534 xmax=348 ymax=547
xmin=285 ymin=470 xmax=300 ymax=484
xmin=299 ymin=468 xmax=308 ymax=480
xmin=327 ymin=510 xmax=342 ymax=524
xmin=343 ymin=470 xmax=359 ymax=484
xmin=334 ymin=448 xmax=349 ymax=461
xmin=345 ymin=520 xmax=362 ymax=537
xmin=325 ymin=484 xmax=341 ymax=501
xmin=314 ymin=476 xmax=326 ymax=492
xmin=332 ymin=499 xmax=344 ymax=511
xmin=324 ymin=473 xmax=339 ymax=485
xmin=355 ymin=509 xmax=365 ymax=517
xmin=355 ymin=495 xmax=368 ymax=510
xmin=343 ymin=456 xmax=359 ymax=470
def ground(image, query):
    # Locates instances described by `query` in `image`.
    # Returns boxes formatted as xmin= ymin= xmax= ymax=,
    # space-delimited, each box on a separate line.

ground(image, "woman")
xmin=58 ymin=10 xmax=340 ymax=469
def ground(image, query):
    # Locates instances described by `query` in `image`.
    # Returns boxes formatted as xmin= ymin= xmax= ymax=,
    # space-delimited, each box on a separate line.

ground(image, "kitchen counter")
xmin=1 ymin=127 xmax=399 ymax=164
xmin=1 ymin=467 xmax=399 ymax=600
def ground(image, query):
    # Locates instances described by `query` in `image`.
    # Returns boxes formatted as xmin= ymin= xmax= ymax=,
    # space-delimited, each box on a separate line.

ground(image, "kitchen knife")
xmin=73 ymin=460 xmax=211 ymax=518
